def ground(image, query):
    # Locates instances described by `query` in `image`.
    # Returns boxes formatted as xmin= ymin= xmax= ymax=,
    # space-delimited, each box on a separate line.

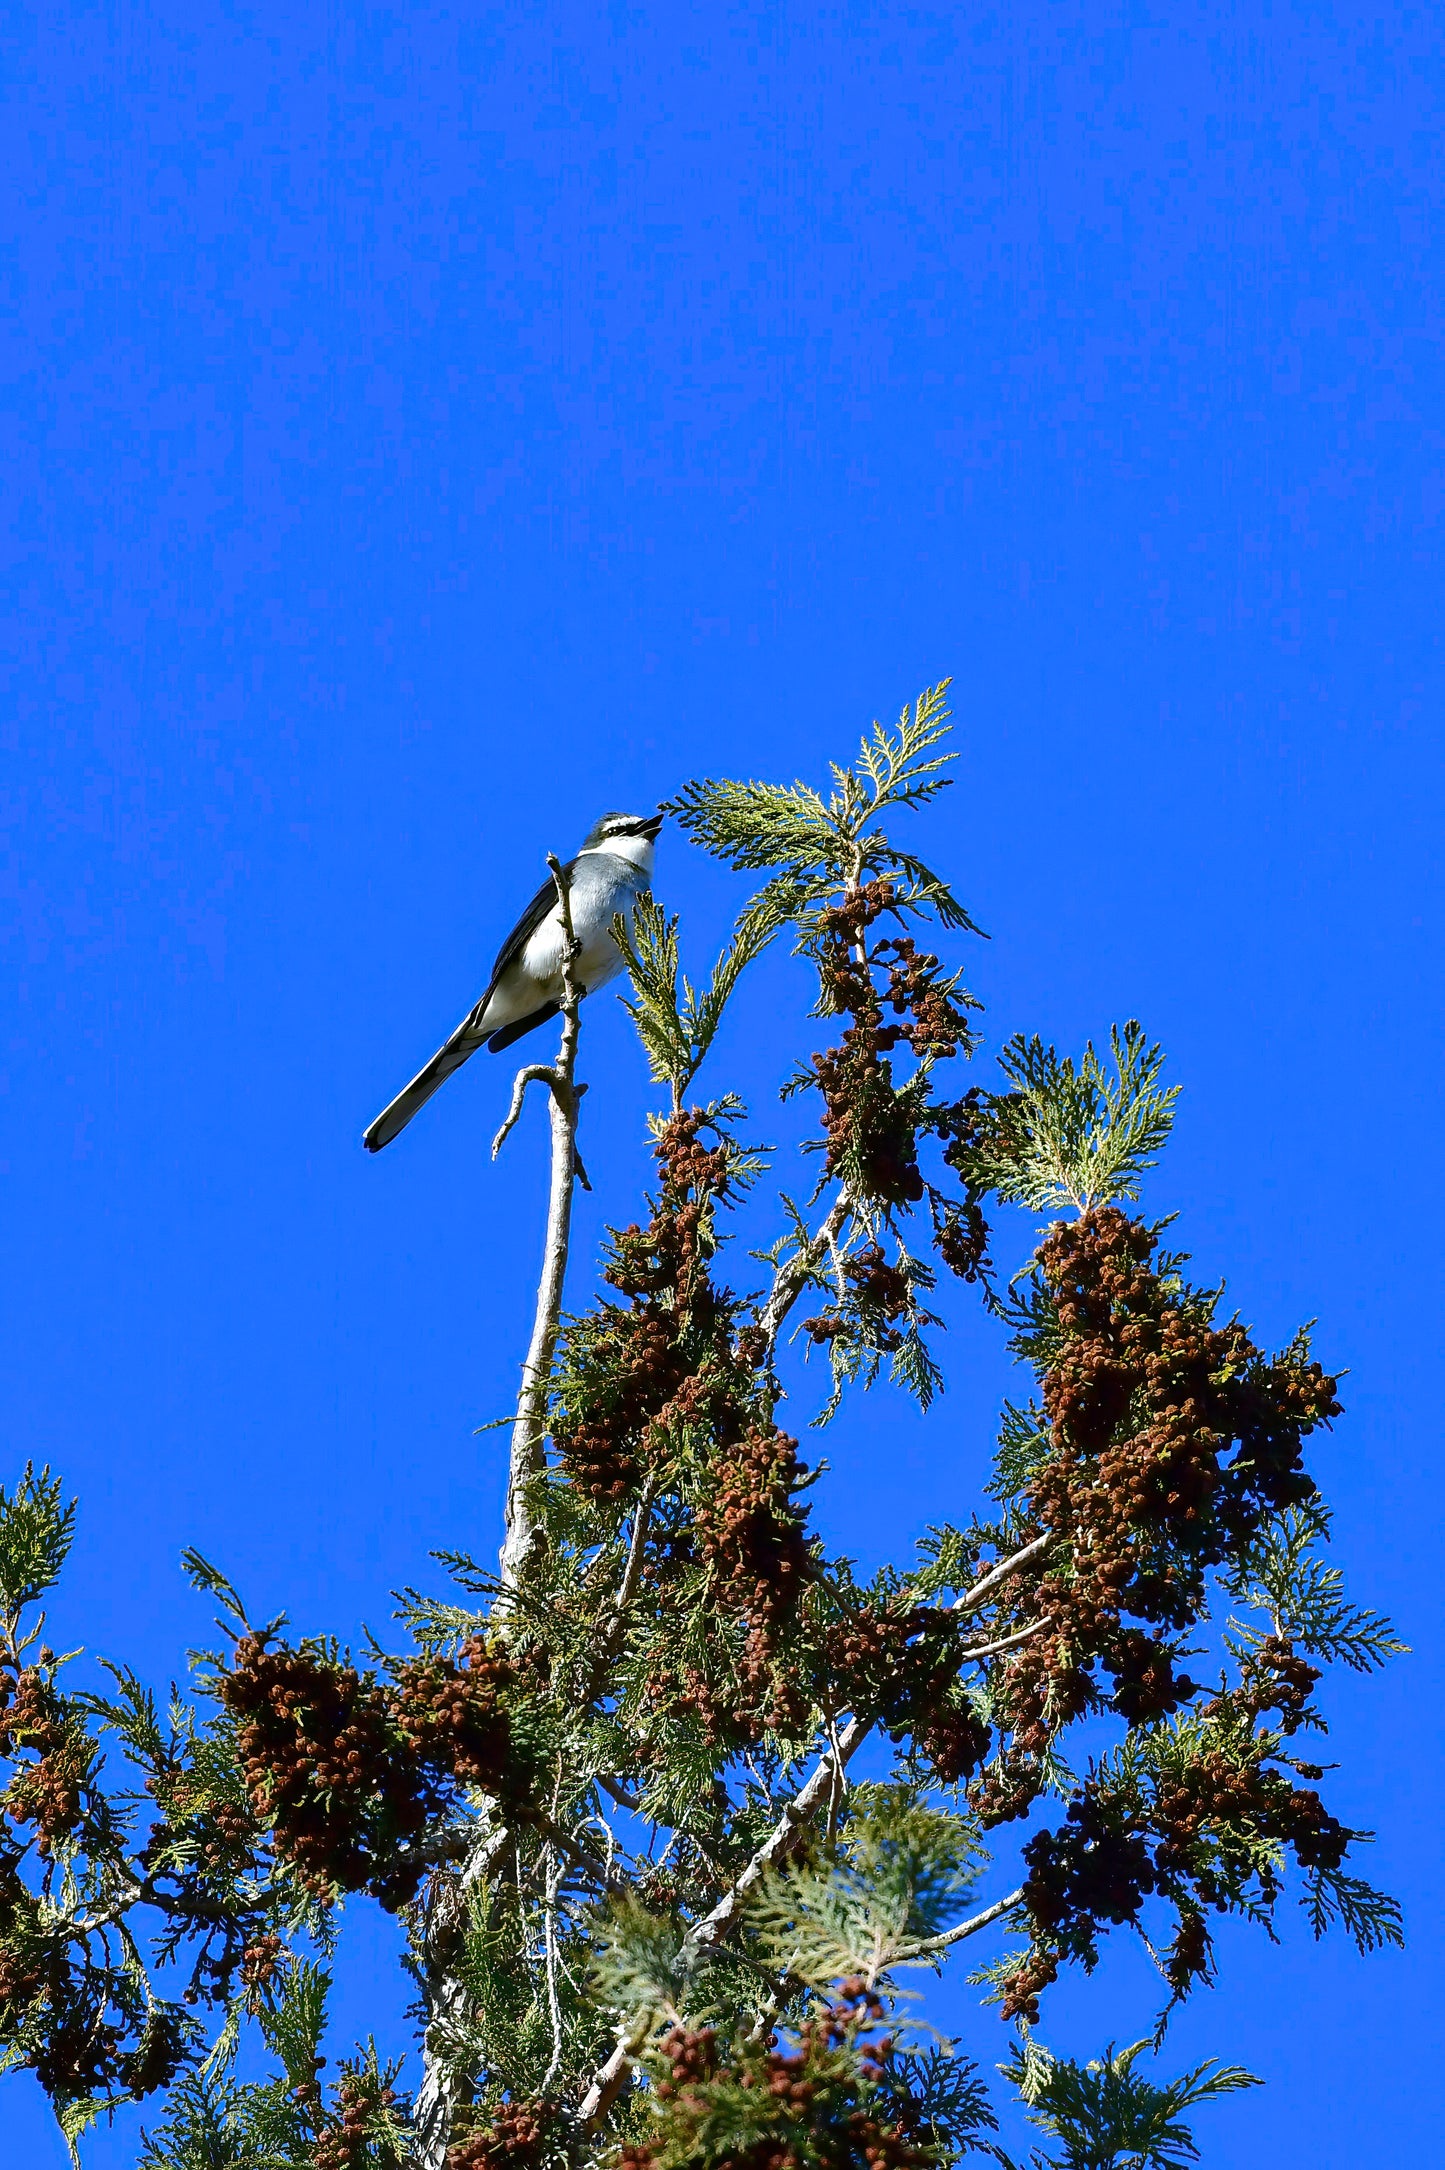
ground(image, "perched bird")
xmin=363 ymin=810 xmax=663 ymax=1153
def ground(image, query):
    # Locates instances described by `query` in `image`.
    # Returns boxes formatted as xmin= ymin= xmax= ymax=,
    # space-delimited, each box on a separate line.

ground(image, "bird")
xmin=362 ymin=811 xmax=663 ymax=1152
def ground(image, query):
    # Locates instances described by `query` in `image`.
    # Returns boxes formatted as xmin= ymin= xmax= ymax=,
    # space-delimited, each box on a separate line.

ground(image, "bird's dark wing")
xmin=361 ymin=858 xmax=572 ymax=1152
xmin=487 ymin=861 xmax=573 ymax=984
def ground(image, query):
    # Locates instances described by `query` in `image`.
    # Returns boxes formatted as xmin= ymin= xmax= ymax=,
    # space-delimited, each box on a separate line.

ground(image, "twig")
xmin=499 ymin=854 xmax=589 ymax=1592
xmin=493 ymin=1063 xmax=592 ymax=1189
xmin=522 ymin=1807 xmax=629 ymax=1895
xmin=69 ymin=1868 xmax=234 ymax=1938
xmin=957 ymin=1618 xmax=1052 ymax=1662
xmin=612 ymin=1478 xmax=658 ymax=1625
xmin=757 ymin=1190 xmax=852 ymax=1353
xmin=491 ymin=1065 xmax=558 ymax=1160
xmin=597 ymin=1773 xmax=644 ymax=1815
xmin=592 ymin=1475 xmax=658 ymax=1683
xmin=542 ymin=1847 xmax=565 ymax=2091
xmin=576 ymin=1474 xmax=659 ymax=1718
xmin=950 ymin=1532 xmax=1054 ymax=1617
xmin=892 ymin=1886 xmax=1027 ymax=1963
xmin=680 ymin=1717 xmax=867 ymax=1964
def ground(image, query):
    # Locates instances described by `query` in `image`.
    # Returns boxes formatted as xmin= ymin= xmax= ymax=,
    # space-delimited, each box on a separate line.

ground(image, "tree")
xmin=0 ymin=685 xmax=1404 ymax=2168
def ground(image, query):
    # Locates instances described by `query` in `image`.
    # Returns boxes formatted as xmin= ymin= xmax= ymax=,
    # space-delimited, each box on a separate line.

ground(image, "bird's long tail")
xmin=363 ymin=1021 xmax=483 ymax=1152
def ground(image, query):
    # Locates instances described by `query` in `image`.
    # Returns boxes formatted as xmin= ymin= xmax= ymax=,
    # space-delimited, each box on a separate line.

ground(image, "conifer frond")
xmin=852 ymin=682 xmax=958 ymax=812
xmin=967 ymin=1944 xmax=1035 ymax=2007
xmin=140 ymin=1966 xmax=340 ymax=2166
xmin=878 ymin=2043 xmax=1000 ymax=2157
xmin=88 ymin=1661 xmax=168 ymax=1763
xmin=665 ymin=774 xmax=839 ymax=876
xmin=747 ymin=1785 xmax=986 ymax=1989
xmin=1225 ymin=1505 xmax=1408 ymax=1672
xmin=139 ymin=2013 xmax=409 ymax=2169
xmin=137 ymin=2069 xmax=243 ymax=2169
xmin=882 ymin=851 xmax=983 ymax=933
xmin=911 ymin=1524 xmax=979 ymax=1601
xmin=890 ymin=1321 xmax=947 ymax=1413
xmin=428 ymin=1548 xmax=502 ymax=1598
xmin=391 ymin=1590 xmax=489 ymax=1650
xmin=180 ymin=1549 xmax=252 ymax=1628
xmin=1302 ymin=1863 xmax=1404 ymax=1953
xmin=591 ymin=1899 xmax=711 ymax=2031
xmin=972 ymin=1023 xmax=1179 ymax=1214
xmin=800 ymin=1232 xmax=944 ymax=1422
xmin=998 ymin=2037 xmax=1261 ymax=2170
xmin=616 ymin=881 xmax=802 ymax=1095
xmin=615 ymin=895 xmax=692 ymax=1084
xmin=666 ymin=683 xmax=975 ymax=929
xmin=1073 ymin=1705 xmax=1319 ymax=1932
xmin=987 ymin=1403 xmax=1052 ymax=1505
xmin=0 ymin=1463 xmax=76 ymax=1619
xmin=258 ymin=1959 xmax=330 ymax=2089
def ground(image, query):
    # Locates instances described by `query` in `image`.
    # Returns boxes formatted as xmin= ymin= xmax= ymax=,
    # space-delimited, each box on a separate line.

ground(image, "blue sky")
xmin=4 ymin=2 xmax=1441 ymax=2161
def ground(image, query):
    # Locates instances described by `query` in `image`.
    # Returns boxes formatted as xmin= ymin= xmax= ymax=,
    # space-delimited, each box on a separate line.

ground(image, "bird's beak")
xmin=639 ymin=813 xmax=664 ymax=840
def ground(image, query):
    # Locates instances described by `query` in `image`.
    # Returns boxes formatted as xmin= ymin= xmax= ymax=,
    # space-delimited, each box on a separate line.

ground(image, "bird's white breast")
xmin=518 ymin=848 xmax=649 ymax=996
xmin=520 ymin=915 xmax=567 ymax=983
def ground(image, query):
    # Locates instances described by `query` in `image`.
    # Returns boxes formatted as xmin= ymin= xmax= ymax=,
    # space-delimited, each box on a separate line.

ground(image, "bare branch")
xmin=499 ymin=853 xmax=589 ymax=1593
xmin=757 ymin=1189 xmax=852 ymax=1353
xmin=593 ymin=1476 xmax=658 ymax=1680
xmin=579 ymin=1722 xmax=868 ymax=2119
xmin=957 ymin=1617 xmax=1052 ymax=1662
xmin=579 ymin=2019 xmax=651 ymax=2130
xmin=682 ymin=1716 xmax=866 ymax=1963
xmin=597 ymin=1773 xmax=644 ymax=1815
xmin=892 ymin=1885 xmax=1026 ymax=1964
xmin=523 ymin=1807 xmax=629 ymax=1895
xmin=422 ymin=850 xmax=596 ymax=2160
xmin=491 ymin=1065 xmax=558 ymax=1160
xmin=950 ymin=1533 xmax=1054 ymax=1617
xmin=412 ymin=1820 xmax=510 ymax=2170
xmin=68 ymin=1866 xmax=234 ymax=1938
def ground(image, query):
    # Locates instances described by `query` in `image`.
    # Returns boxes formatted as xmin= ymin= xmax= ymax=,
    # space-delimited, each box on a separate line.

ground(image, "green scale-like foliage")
xmin=0 ymin=688 xmax=1404 ymax=2170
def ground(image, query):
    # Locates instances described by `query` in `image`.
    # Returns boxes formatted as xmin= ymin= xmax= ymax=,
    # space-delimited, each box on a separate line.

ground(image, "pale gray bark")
xmin=757 ymin=1189 xmax=852 ymax=1356
xmin=498 ymin=853 xmax=588 ymax=1593
xmin=414 ymin=853 xmax=589 ymax=2170
xmin=411 ymin=1827 xmax=508 ymax=2168
xmin=891 ymin=1885 xmax=1026 ymax=1964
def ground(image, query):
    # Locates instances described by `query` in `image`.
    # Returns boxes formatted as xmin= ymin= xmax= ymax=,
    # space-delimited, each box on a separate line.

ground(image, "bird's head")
xmin=579 ymin=810 xmax=664 ymax=869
